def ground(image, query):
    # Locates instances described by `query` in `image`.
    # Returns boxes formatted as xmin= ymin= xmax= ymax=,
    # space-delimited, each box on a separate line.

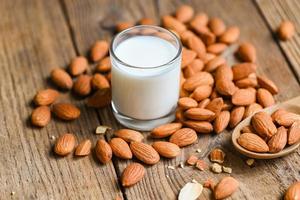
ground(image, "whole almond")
xmin=87 ymin=89 xmax=111 ymax=108
xmin=91 ymin=40 xmax=109 ymax=62
xmin=184 ymin=121 xmax=213 ymax=133
xmin=191 ymin=85 xmax=212 ymax=101
xmin=188 ymin=59 xmax=204 ymax=72
xmin=184 ymin=108 xmax=215 ymax=121
xmin=207 ymin=43 xmax=227 ymax=54
xmin=237 ymin=42 xmax=256 ymax=62
xmin=180 ymin=30 xmax=195 ymax=45
xmin=274 ymin=111 xmax=300 ymax=127
xmin=69 ymin=56 xmax=88 ymax=76
xmin=257 ymin=76 xmax=278 ymax=95
xmin=162 ymin=15 xmax=186 ymax=34
xmin=244 ymin=103 xmax=263 ymax=119
xmin=237 ymin=132 xmax=269 ymax=152
xmin=31 ymin=106 xmax=51 ymax=127
xmin=214 ymin=111 xmax=230 ymax=134
xmin=232 ymin=88 xmax=256 ymax=106
xmin=235 ymin=77 xmax=258 ymax=88
xmin=229 ymin=106 xmax=245 ymax=128
xmin=50 ymin=68 xmax=73 ymax=90
xmin=288 ymin=121 xmax=300 ymax=145
xmin=151 ymin=123 xmax=182 ymax=138
xmin=139 ymin=18 xmax=155 ymax=25
xmin=169 ymin=128 xmax=197 ymax=147
xmin=183 ymin=72 xmax=214 ymax=91
xmin=219 ymin=26 xmax=240 ymax=44
xmin=52 ymin=103 xmax=80 ymax=120
xmin=121 ymin=163 xmax=145 ymax=187
xmin=116 ymin=22 xmax=134 ymax=32
xmin=241 ymin=125 xmax=255 ymax=133
xmin=214 ymin=177 xmax=239 ymax=200
xmin=215 ymin=64 xmax=233 ymax=81
xmin=73 ymin=75 xmax=92 ymax=96
xmin=203 ymin=53 xmax=216 ymax=64
xmin=278 ymin=20 xmax=295 ymax=41
xmin=181 ymin=48 xmax=197 ymax=68
xmin=75 ymin=139 xmax=92 ymax=156
xmin=175 ymin=5 xmax=194 ymax=23
xmin=189 ymin=13 xmax=209 ymax=28
xmin=198 ymin=30 xmax=216 ymax=46
xmin=109 ymin=138 xmax=132 ymax=159
xmin=33 ymin=89 xmax=59 ymax=106
xmin=183 ymin=65 xmax=196 ymax=78
xmin=251 ymin=112 xmax=277 ymax=139
xmin=198 ymin=98 xmax=211 ymax=108
xmin=216 ymin=79 xmax=237 ymax=96
xmin=54 ymin=133 xmax=76 ymax=156
xmin=115 ymin=129 xmax=144 ymax=142
xmin=187 ymin=35 xmax=206 ymax=58
xmin=257 ymin=88 xmax=275 ymax=108
xmin=152 ymin=141 xmax=180 ymax=158
xmin=268 ymin=126 xmax=287 ymax=153
xmin=178 ymin=97 xmax=198 ymax=110
xmin=232 ymin=63 xmax=257 ymax=81
xmin=204 ymin=56 xmax=226 ymax=72
xmin=95 ymin=56 xmax=111 ymax=72
xmin=271 ymin=108 xmax=287 ymax=121
xmin=208 ymin=17 xmax=226 ymax=36
xmin=175 ymin=108 xmax=186 ymax=122
xmin=95 ymin=139 xmax=112 ymax=164
xmin=130 ymin=142 xmax=160 ymax=165
xmin=91 ymin=73 xmax=110 ymax=90
xmin=206 ymin=97 xmax=224 ymax=116
xmin=284 ymin=182 xmax=300 ymax=200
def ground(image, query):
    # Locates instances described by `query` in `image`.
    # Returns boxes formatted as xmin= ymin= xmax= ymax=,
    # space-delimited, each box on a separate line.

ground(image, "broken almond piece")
xmin=210 ymin=148 xmax=225 ymax=164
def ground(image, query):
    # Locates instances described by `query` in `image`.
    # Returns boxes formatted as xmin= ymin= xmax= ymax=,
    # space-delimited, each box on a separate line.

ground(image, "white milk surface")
xmin=112 ymin=35 xmax=181 ymax=120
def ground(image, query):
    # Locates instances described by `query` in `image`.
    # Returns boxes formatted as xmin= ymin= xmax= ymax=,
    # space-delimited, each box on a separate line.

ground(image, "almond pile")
xmin=237 ymin=109 xmax=300 ymax=153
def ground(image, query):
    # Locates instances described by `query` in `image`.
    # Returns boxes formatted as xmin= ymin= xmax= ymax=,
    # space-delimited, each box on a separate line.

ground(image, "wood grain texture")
xmin=256 ymin=0 xmax=300 ymax=81
xmin=0 ymin=0 xmax=121 ymax=199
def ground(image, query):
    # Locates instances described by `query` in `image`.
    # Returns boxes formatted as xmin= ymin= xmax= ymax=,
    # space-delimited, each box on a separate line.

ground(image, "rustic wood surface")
xmin=0 ymin=0 xmax=300 ymax=199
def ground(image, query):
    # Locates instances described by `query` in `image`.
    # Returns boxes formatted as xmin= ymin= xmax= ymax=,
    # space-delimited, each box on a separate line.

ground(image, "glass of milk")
xmin=110 ymin=25 xmax=182 ymax=131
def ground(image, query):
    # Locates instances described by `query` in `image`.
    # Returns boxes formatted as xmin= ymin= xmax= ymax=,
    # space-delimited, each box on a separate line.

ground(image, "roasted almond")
xmin=189 ymin=13 xmax=208 ymax=28
xmin=175 ymin=5 xmax=194 ymax=23
xmin=86 ymin=89 xmax=111 ymax=108
xmin=186 ymin=155 xmax=198 ymax=165
xmin=252 ymin=112 xmax=277 ymax=139
xmin=181 ymin=47 xmax=197 ymax=68
xmin=237 ymin=132 xmax=269 ymax=153
xmin=91 ymin=73 xmax=110 ymax=90
xmin=210 ymin=148 xmax=225 ymax=164
xmin=257 ymin=75 xmax=278 ymax=95
xmin=278 ymin=20 xmax=295 ymax=41
xmin=95 ymin=56 xmax=111 ymax=72
xmin=183 ymin=72 xmax=214 ymax=91
xmin=208 ymin=17 xmax=226 ymax=36
xmin=215 ymin=79 xmax=237 ymax=96
xmin=198 ymin=30 xmax=216 ymax=46
xmin=187 ymin=35 xmax=206 ymax=58
xmin=271 ymin=108 xmax=287 ymax=122
xmin=130 ymin=142 xmax=160 ymax=165
xmin=180 ymin=30 xmax=195 ymax=45
xmin=232 ymin=88 xmax=256 ymax=106
xmin=237 ymin=42 xmax=256 ymax=62
xmin=191 ymin=85 xmax=213 ymax=101
xmin=33 ymin=89 xmax=59 ymax=106
xmin=219 ymin=26 xmax=240 ymax=44
xmin=244 ymin=103 xmax=263 ymax=119
xmin=207 ymin=43 xmax=227 ymax=54
xmin=116 ymin=22 xmax=134 ymax=32
xmin=288 ymin=121 xmax=300 ymax=145
xmin=151 ymin=122 xmax=182 ymax=138
xmin=54 ymin=133 xmax=76 ymax=156
xmin=90 ymin=40 xmax=109 ymax=62
xmin=198 ymin=98 xmax=211 ymax=108
xmin=50 ymin=68 xmax=73 ymax=90
xmin=215 ymin=64 xmax=233 ymax=81
xmin=183 ymin=121 xmax=213 ymax=134
xmin=214 ymin=111 xmax=230 ymax=134
xmin=229 ymin=106 xmax=245 ymax=128
xmin=206 ymin=97 xmax=224 ymax=116
xmin=274 ymin=111 xmax=300 ymax=127
xmin=152 ymin=141 xmax=180 ymax=158
xmin=109 ymin=138 xmax=132 ymax=159
xmin=184 ymin=108 xmax=215 ymax=121
xmin=69 ymin=56 xmax=88 ymax=76
xmin=95 ymin=139 xmax=112 ymax=164
xmin=268 ymin=126 xmax=287 ymax=153
xmin=75 ymin=139 xmax=92 ymax=156
xmin=241 ymin=125 xmax=255 ymax=133
xmin=214 ymin=177 xmax=239 ymax=200
xmin=52 ymin=103 xmax=80 ymax=121
xmin=169 ymin=128 xmax=198 ymax=147
xmin=73 ymin=75 xmax=92 ymax=96
xmin=257 ymin=88 xmax=275 ymax=108
xmin=187 ymin=59 xmax=204 ymax=72
xmin=31 ymin=106 xmax=51 ymax=127
xmin=284 ymin=181 xmax=300 ymax=200
xmin=162 ymin=15 xmax=186 ymax=34
xmin=232 ymin=63 xmax=257 ymax=81
xmin=121 ymin=163 xmax=145 ymax=187
xmin=178 ymin=97 xmax=198 ymax=110
xmin=114 ymin=129 xmax=144 ymax=142
xmin=235 ymin=77 xmax=258 ymax=88
xmin=204 ymin=56 xmax=226 ymax=72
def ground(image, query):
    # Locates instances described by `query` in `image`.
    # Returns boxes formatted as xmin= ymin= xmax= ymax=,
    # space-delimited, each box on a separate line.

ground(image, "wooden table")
xmin=1 ymin=0 xmax=300 ymax=199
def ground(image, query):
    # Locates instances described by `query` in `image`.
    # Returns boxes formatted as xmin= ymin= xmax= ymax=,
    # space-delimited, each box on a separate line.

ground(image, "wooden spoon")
xmin=232 ymin=95 xmax=300 ymax=159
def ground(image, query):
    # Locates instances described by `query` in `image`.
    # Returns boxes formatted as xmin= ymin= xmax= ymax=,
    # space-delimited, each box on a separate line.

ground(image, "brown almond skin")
xmin=206 ymin=97 xmax=224 ymax=116
xmin=69 ymin=56 xmax=88 ymax=76
xmin=130 ymin=142 xmax=160 ymax=165
xmin=114 ymin=129 xmax=144 ymax=142
xmin=214 ymin=177 xmax=239 ymax=200
xmin=178 ymin=97 xmax=198 ymax=110
xmin=268 ymin=126 xmax=287 ymax=153
xmin=207 ymin=43 xmax=227 ymax=54
xmin=232 ymin=63 xmax=257 ymax=81
xmin=169 ymin=128 xmax=198 ymax=147
xmin=54 ymin=133 xmax=76 ymax=156
xmin=95 ymin=56 xmax=111 ymax=73
xmin=189 ymin=13 xmax=208 ymax=29
xmin=152 ymin=141 xmax=181 ymax=158
xmin=237 ymin=42 xmax=256 ymax=62
xmin=215 ymin=79 xmax=237 ymax=96
xmin=198 ymin=30 xmax=216 ymax=46
xmin=33 ymin=89 xmax=59 ymax=106
xmin=187 ymin=35 xmax=206 ymax=58
xmin=191 ymin=85 xmax=212 ymax=101
xmin=188 ymin=59 xmax=204 ymax=72
xmin=215 ymin=64 xmax=233 ymax=81
xmin=121 ymin=163 xmax=145 ymax=187
xmin=162 ymin=15 xmax=186 ymax=34
xmin=198 ymin=98 xmax=211 ymax=108
xmin=91 ymin=73 xmax=110 ymax=90
xmin=278 ymin=20 xmax=295 ymax=41
xmin=116 ymin=22 xmax=134 ymax=32
xmin=86 ymin=89 xmax=111 ymax=108
xmin=50 ymin=68 xmax=73 ymax=90
xmin=75 ymin=139 xmax=92 ymax=156
xmin=91 ymin=40 xmax=109 ymax=62
xmin=251 ymin=112 xmax=277 ymax=139
xmin=241 ymin=125 xmax=255 ymax=133
xmin=184 ymin=121 xmax=213 ymax=133
xmin=229 ymin=106 xmax=245 ymax=128
xmin=208 ymin=17 xmax=226 ymax=36
xmin=288 ymin=121 xmax=300 ymax=145
xmin=274 ymin=112 xmax=300 ymax=127
xmin=237 ymin=132 xmax=269 ymax=153
xmin=257 ymin=76 xmax=279 ymax=95
xmin=244 ymin=103 xmax=263 ymax=119
xmin=219 ymin=26 xmax=240 ymax=44
xmin=232 ymin=88 xmax=256 ymax=106
xmin=235 ymin=77 xmax=258 ymax=88
xmin=175 ymin=5 xmax=194 ymax=23
xmin=214 ymin=111 xmax=230 ymax=134
xmin=109 ymin=138 xmax=132 ymax=159
xmin=31 ymin=106 xmax=51 ymax=127
xmin=257 ymin=88 xmax=275 ymax=108
xmin=95 ymin=139 xmax=112 ymax=164
xmin=184 ymin=108 xmax=215 ymax=121
xmin=285 ymin=182 xmax=300 ymax=200
xmin=183 ymin=72 xmax=214 ymax=92
xmin=52 ymin=103 xmax=80 ymax=121
xmin=73 ymin=75 xmax=92 ymax=96
xmin=210 ymin=148 xmax=225 ymax=164
xmin=139 ymin=18 xmax=155 ymax=25
xmin=204 ymin=56 xmax=226 ymax=72
xmin=151 ymin=123 xmax=182 ymax=138
xmin=271 ymin=108 xmax=287 ymax=122
xmin=181 ymin=48 xmax=197 ymax=68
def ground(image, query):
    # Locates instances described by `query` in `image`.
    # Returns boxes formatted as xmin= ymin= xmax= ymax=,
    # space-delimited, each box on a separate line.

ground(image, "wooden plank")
xmin=63 ymin=0 xmax=300 ymax=199
xmin=0 ymin=0 xmax=121 ymax=199
xmin=256 ymin=0 xmax=300 ymax=81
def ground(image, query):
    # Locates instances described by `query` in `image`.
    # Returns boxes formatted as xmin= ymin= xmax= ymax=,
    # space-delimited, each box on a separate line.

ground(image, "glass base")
xmin=111 ymin=102 xmax=175 ymax=131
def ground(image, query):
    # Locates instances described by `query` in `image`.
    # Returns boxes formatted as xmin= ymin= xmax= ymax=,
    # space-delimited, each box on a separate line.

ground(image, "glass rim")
xmin=109 ymin=25 xmax=182 ymax=69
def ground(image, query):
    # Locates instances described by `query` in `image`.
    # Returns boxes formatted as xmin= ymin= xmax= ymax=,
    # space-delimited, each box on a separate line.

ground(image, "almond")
xmin=195 ymin=159 xmax=208 ymax=171
xmin=95 ymin=56 xmax=111 ymax=72
xmin=284 ymin=182 xmax=300 ymax=200
xmin=232 ymin=63 xmax=257 ymax=80
xmin=189 ymin=13 xmax=208 ymax=28
xmin=235 ymin=77 xmax=258 ymax=88
xmin=183 ymin=121 xmax=213 ymax=133
xmin=271 ymin=109 xmax=287 ymax=122
xmin=214 ymin=111 xmax=230 ymax=134
xmin=54 ymin=133 xmax=76 ymax=156
xmin=33 ymin=89 xmax=59 ymax=106
xmin=274 ymin=111 xmax=300 ymax=127
xmin=229 ymin=106 xmax=245 ymax=128
xmin=90 ymin=40 xmax=109 ymax=62
xmin=187 ymin=35 xmax=206 ymax=58
xmin=278 ymin=20 xmax=295 ymax=41
xmin=206 ymin=97 xmax=223 ymax=116
xmin=241 ymin=125 xmax=255 ymax=133
xmin=187 ymin=59 xmax=204 ymax=72
xmin=186 ymin=155 xmax=198 ymax=165
xmin=237 ymin=132 xmax=269 ymax=152
xmin=86 ymin=89 xmax=111 ymax=108
xmin=114 ymin=129 xmax=144 ymax=142
xmin=151 ymin=122 xmax=182 ymax=138
xmin=75 ymin=139 xmax=92 ymax=156
xmin=210 ymin=88 xmax=220 ymax=99
xmin=288 ymin=121 xmax=300 ymax=145
xmin=130 ymin=142 xmax=160 ymax=165
xmin=162 ymin=15 xmax=186 ymax=34
xmin=252 ymin=112 xmax=277 ymax=139
xmin=219 ymin=26 xmax=240 ymax=44
xmin=214 ymin=177 xmax=239 ymax=200
xmin=198 ymin=30 xmax=216 ymax=46
xmin=204 ymin=56 xmax=226 ymax=72
xmin=207 ymin=43 xmax=227 ymax=54
xmin=116 ymin=22 xmax=134 ymax=32
xmin=198 ymin=98 xmax=210 ymax=108
xmin=73 ymin=75 xmax=92 ymax=96
xmin=180 ymin=30 xmax=195 ymax=45
xmin=109 ymin=138 xmax=132 ymax=159
xmin=152 ymin=141 xmax=180 ymax=158
xmin=257 ymin=88 xmax=275 ymax=108
xmin=183 ymin=72 xmax=214 ymax=91
xmin=203 ymin=53 xmax=216 ymax=64
xmin=169 ymin=128 xmax=197 ymax=147
xmin=50 ymin=68 xmax=73 ymax=90
xmin=191 ymin=85 xmax=212 ymax=101
xmin=139 ymin=18 xmax=155 ymax=25
xmin=183 ymin=65 xmax=196 ymax=78
xmin=91 ymin=73 xmax=110 ymax=90
xmin=268 ymin=126 xmax=287 ymax=153
xmin=232 ymin=88 xmax=256 ymax=106
xmin=257 ymin=76 xmax=278 ymax=94
xmin=208 ymin=17 xmax=226 ymax=36
xmin=31 ymin=106 xmax=51 ymax=127
xmin=184 ymin=108 xmax=215 ymax=121
xmin=215 ymin=64 xmax=233 ymax=81
xmin=215 ymin=79 xmax=237 ymax=96
xmin=244 ymin=103 xmax=263 ymax=119
xmin=69 ymin=56 xmax=88 ymax=76
xmin=175 ymin=108 xmax=186 ymax=123
xmin=95 ymin=139 xmax=112 ymax=164
xmin=121 ymin=163 xmax=145 ymax=187
xmin=52 ymin=103 xmax=80 ymax=120
xmin=181 ymin=48 xmax=197 ymax=68
xmin=237 ymin=42 xmax=256 ymax=62
xmin=175 ymin=5 xmax=194 ymax=23
xmin=178 ymin=97 xmax=198 ymax=110
xmin=210 ymin=148 xmax=225 ymax=164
